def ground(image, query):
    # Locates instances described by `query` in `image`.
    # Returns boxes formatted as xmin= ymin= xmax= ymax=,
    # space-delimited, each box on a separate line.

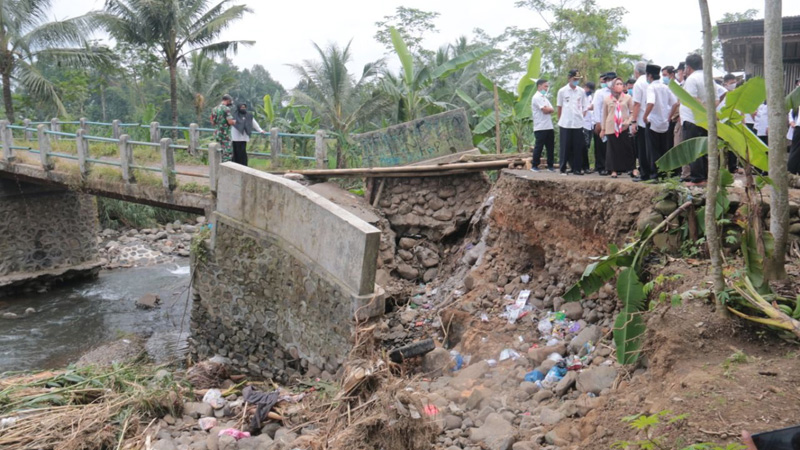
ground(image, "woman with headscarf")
xmin=600 ymin=78 xmax=637 ymax=179
xmin=231 ymin=102 xmax=264 ymax=166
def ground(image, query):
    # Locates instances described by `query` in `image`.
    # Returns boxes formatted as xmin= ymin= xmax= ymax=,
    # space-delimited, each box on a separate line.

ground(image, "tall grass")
xmin=97 ymin=197 xmax=193 ymax=230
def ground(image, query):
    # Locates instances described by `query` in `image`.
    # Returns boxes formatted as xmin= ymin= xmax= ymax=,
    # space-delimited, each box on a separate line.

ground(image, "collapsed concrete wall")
xmin=0 ymin=179 xmax=101 ymax=296
xmin=190 ymin=164 xmax=383 ymax=381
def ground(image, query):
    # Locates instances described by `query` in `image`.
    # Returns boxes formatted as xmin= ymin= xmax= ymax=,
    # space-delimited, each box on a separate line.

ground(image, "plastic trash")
xmin=569 ymin=322 xmax=581 ymax=333
xmin=521 ymin=274 xmax=531 ymax=284
xmin=486 ymin=359 xmax=498 ymax=367
xmin=450 ymin=350 xmax=464 ymax=371
xmin=0 ymin=417 xmax=18 ymax=429
xmin=545 ymin=338 xmax=561 ymax=347
xmin=537 ymin=319 xmax=553 ymax=336
xmin=203 ymin=388 xmax=226 ymax=409
xmin=524 ymin=370 xmax=545 ymax=382
xmin=218 ymin=429 xmax=251 ymax=440
xmin=504 ymin=290 xmax=531 ymax=324
xmin=480 ymin=312 xmax=489 ymax=322
xmin=499 ymin=349 xmax=521 ymax=361
xmin=198 ymin=417 xmax=218 ymax=431
xmin=554 ymin=311 xmax=566 ymax=322
xmin=547 ymin=352 xmax=564 ymax=362
xmin=544 ymin=361 xmax=568 ymax=384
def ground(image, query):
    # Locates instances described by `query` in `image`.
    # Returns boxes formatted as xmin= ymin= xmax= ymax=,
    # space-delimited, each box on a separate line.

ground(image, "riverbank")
xmin=98 ymin=216 xmax=205 ymax=269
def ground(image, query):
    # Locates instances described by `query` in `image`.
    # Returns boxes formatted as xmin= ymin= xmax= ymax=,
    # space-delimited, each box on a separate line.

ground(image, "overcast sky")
xmin=55 ymin=0 xmax=800 ymax=89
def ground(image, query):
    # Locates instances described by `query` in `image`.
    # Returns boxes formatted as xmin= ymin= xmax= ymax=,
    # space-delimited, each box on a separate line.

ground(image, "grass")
xmin=97 ymin=197 xmax=194 ymax=229
xmin=90 ymin=166 xmax=124 ymax=183
xmin=178 ymin=181 xmax=211 ymax=194
xmin=131 ymin=169 xmax=163 ymax=188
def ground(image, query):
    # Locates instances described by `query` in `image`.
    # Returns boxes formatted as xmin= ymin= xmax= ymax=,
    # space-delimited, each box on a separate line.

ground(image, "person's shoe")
xmin=560 ymin=172 xmax=568 ymax=176
xmin=598 ymin=170 xmax=609 ymax=176
xmin=547 ymin=168 xmax=556 ymax=172
xmin=530 ymin=167 xmax=541 ymax=172
xmin=574 ymin=171 xmax=585 ymax=175
xmin=631 ymin=177 xmax=643 ymax=182
xmin=585 ymin=169 xmax=595 ymax=174
xmin=685 ymin=180 xmax=707 ymax=186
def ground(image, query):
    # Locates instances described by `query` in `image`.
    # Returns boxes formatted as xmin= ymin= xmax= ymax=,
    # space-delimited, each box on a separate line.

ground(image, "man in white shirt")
xmin=593 ymin=72 xmax=614 ymax=175
xmin=790 ymin=107 xmax=800 ymax=175
xmin=631 ymin=61 xmax=651 ymax=181
xmin=644 ymin=64 xmax=675 ymax=178
xmin=680 ymin=53 xmax=719 ymax=184
xmin=530 ymin=79 xmax=556 ymax=172
xmin=582 ymin=81 xmax=595 ymax=172
xmin=754 ymin=103 xmax=768 ymax=144
xmin=557 ymin=69 xmax=587 ymax=175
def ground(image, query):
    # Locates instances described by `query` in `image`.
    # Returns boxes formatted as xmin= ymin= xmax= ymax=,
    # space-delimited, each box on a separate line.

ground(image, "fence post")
xmin=112 ymin=119 xmax=121 ymax=139
xmin=1 ymin=120 xmax=14 ymax=163
xmin=270 ymin=127 xmax=281 ymax=166
xmin=50 ymin=118 xmax=60 ymax=141
xmin=209 ymin=142 xmax=221 ymax=194
xmin=160 ymin=138 xmax=176 ymax=190
xmin=76 ymin=129 xmax=89 ymax=179
xmin=315 ymin=130 xmax=327 ymax=169
xmin=189 ymin=123 xmax=199 ymax=156
xmin=149 ymin=122 xmax=160 ymax=143
xmin=119 ymin=134 xmax=134 ymax=183
xmin=79 ymin=117 xmax=88 ymax=133
xmin=23 ymin=119 xmax=32 ymax=142
xmin=37 ymin=124 xmax=53 ymax=170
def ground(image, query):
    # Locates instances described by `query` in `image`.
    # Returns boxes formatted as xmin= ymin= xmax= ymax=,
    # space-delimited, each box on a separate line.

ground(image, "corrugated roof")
xmin=718 ymin=15 xmax=800 ymax=42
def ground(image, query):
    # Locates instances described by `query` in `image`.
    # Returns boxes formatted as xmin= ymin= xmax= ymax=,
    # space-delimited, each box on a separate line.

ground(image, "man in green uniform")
xmin=211 ymin=94 xmax=236 ymax=162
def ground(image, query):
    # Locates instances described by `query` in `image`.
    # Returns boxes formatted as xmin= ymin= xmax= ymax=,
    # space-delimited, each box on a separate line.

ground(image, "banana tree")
xmin=386 ymin=27 xmax=493 ymax=121
xmin=456 ymin=48 xmax=541 ymax=153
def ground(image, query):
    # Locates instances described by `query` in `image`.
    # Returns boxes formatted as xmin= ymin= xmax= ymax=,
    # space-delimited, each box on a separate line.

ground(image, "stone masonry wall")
xmin=374 ymin=173 xmax=490 ymax=282
xmin=0 ymin=179 xmax=100 ymax=294
xmin=190 ymin=220 xmax=355 ymax=382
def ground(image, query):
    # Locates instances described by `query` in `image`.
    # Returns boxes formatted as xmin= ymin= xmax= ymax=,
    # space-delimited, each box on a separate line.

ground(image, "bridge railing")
xmin=18 ymin=118 xmax=329 ymax=168
xmin=1 ymin=118 xmax=330 ymax=195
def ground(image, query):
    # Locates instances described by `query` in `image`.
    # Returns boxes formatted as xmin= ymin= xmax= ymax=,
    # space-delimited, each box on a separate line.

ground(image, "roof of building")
xmin=718 ymin=15 xmax=800 ymax=43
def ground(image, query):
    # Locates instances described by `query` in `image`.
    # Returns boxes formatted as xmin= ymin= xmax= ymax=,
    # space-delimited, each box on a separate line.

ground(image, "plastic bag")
xmin=547 ymin=352 xmax=564 ymax=362
xmin=218 ymin=429 xmax=251 ymax=440
xmin=504 ymin=290 xmax=532 ymax=324
xmin=450 ymin=350 xmax=464 ymax=371
xmin=537 ymin=319 xmax=553 ymax=336
xmin=499 ymin=349 xmax=521 ymax=361
xmin=521 ymin=274 xmax=531 ymax=284
xmin=524 ymin=370 xmax=545 ymax=382
xmin=202 ymin=388 xmax=226 ymax=409
xmin=198 ymin=417 xmax=218 ymax=431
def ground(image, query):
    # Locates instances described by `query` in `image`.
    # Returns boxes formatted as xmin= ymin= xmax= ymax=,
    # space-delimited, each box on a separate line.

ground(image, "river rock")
xmin=1 ymin=312 xmax=18 ymax=319
xmin=423 ymin=347 xmax=452 ymax=375
xmin=399 ymin=237 xmax=417 ymax=250
xmin=790 ymin=223 xmax=800 ymax=235
xmin=218 ymin=435 xmax=236 ymax=450
xmin=443 ymin=415 xmax=463 ymax=430
xmin=152 ymin=438 xmax=176 ymax=450
xmin=396 ymin=263 xmax=419 ymax=280
xmin=136 ymin=293 xmax=161 ymax=309
xmin=540 ymin=407 xmax=565 ymax=425
xmin=654 ymin=199 xmax=678 ymax=216
xmin=184 ymin=402 xmax=213 ymax=419
xmin=561 ymin=302 xmax=583 ymax=320
xmin=469 ymin=413 xmax=515 ymax=450
xmin=555 ymin=371 xmax=577 ymax=397
xmin=569 ymin=325 xmax=601 ymax=354
xmin=576 ymin=366 xmax=618 ymax=394
xmin=527 ymin=344 xmax=566 ymax=367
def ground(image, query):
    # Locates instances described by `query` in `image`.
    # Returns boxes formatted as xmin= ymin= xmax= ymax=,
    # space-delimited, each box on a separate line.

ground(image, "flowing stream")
xmin=0 ymin=263 xmax=193 ymax=373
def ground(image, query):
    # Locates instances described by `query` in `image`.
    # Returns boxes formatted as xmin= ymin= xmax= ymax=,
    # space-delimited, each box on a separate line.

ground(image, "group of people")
xmin=211 ymin=94 xmax=265 ymax=166
xmin=530 ymin=53 xmax=800 ymax=182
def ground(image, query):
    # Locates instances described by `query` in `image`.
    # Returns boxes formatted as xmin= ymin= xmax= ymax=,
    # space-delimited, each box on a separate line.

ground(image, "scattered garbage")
xmin=535 ymin=361 xmax=568 ymax=389
xmin=480 ymin=312 xmax=489 ymax=322
xmin=423 ymin=404 xmax=439 ymax=416
xmin=537 ymin=319 xmax=553 ymax=335
xmin=524 ymin=370 xmax=545 ymax=383
xmin=202 ymin=388 xmax=225 ymax=409
xmin=218 ymin=429 xmax=251 ymax=440
xmin=547 ymin=352 xmax=564 ymax=362
xmin=450 ymin=350 xmax=469 ymax=371
xmin=0 ymin=417 xmax=18 ymax=429
xmin=502 ymin=290 xmax=532 ymax=324
xmin=486 ymin=359 xmax=498 ymax=368
xmin=499 ymin=349 xmax=521 ymax=362
xmin=521 ymin=274 xmax=531 ymax=283
xmin=198 ymin=417 xmax=218 ymax=431
xmin=569 ymin=322 xmax=582 ymax=333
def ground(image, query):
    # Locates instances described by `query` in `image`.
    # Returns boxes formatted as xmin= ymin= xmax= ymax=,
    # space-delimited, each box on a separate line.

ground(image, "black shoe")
xmin=631 ymin=177 xmax=643 ymax=182
xmin=598 ymin=170 xmax=609 ymax=176
xmin=574 ymin=171 xmax=585 ymax=176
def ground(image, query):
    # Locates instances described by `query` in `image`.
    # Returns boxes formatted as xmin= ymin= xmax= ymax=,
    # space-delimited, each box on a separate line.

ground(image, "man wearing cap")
xmin=557 ymin=69 xmax=587 ymax=175
xmin=593 ymin=72 xmax=614 ymax=175
xmin=211 ymin=94 xmax=236 ymax=162
xmin=644 ymin=64 xmax=675 ymax=178
xmin=631 ymin=61 xmax=651 ymax=181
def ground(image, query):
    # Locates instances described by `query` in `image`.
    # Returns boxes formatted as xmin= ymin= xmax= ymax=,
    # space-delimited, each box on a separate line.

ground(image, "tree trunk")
xmin=2 ymin=67 xmax=15 ymax=123
xmin=764 ymin=0 xmax=789 ymax=281
xmin=100 ymin=84 xmax=107 ymax=122
xmin=169 ymin=61 xmax=179 ymax=139
xmin=698 ymin=0 xmax=727 ymax=315
xmin=336 ymin=139 xmax=344 ymax=169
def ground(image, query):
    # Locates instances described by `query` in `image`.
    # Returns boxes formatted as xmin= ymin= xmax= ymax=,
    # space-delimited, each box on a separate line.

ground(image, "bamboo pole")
xmin=494 ymin=83 xmax=501 ymax=154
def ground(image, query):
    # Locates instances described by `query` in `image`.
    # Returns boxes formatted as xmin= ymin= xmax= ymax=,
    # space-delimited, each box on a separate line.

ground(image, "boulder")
xmin=396 ymin=263 xmax=419 ymax=280
xmin=399 ymin=237 xmax=417 ymax=250
xmin=422 ymin=347 xmax=452 ymax=375
xmin=512 ymin=442 xmax=540 ymax=450
xmin=184 ymin=402 xmax=213 ymax=419
xmin=561 ymin=302 xmax=583 ymax=320
xmin=540 ymin=407 xmax=565 ymax=425
xmin=654 ymin=199 xmax=678 ymax=216
xmin=527 ymin=343 xmax=566 ymax=367
xmin=576 ymin=366 xmax=618 ymax=394
xmin=136 ymin=293 xmax=160 ymax=309
xmin=568 ymin=325 xmax=601 ymax=354
xmin=469 ymin=413 xmax=516 ymax=450
xmin=443 ymin=414 xmax=462 ymax=431
xmin=533 ymin=389 xmax=553 ymax=403
xmin=555 ymin=371 xmax=577 ymax=397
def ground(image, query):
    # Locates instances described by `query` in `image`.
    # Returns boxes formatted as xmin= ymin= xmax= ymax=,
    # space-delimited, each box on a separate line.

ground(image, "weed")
xmin=721 ymin=350 xmax=749 ymax=378
xmin=96 ymin=197 xmax=193 ymax=229
xmin=90 ymin=166 xmax=123 ymax=183
xmin=612 ymin=410 xmax=745 ymax=450
xmin=190 ymin=226 xmax=211 ymax=264
xmin=131 ymin=169 xmax=163 ymax=188
xmin=178 ymin=181 xmax=211 ymax=194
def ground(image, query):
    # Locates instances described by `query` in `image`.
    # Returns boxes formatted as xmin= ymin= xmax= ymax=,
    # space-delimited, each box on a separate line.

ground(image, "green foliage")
xmin=178 ymin=181 xmax=211 ymax=194
xmin=375 ymin=7 xmax=441 ymax=57
xmin=614 ymin=268 xmax=647 ymax=364
xmin=612 ymin=410 xmax=744 ymax=450
xmin=96 ymin=197 xmax=192 ymax=230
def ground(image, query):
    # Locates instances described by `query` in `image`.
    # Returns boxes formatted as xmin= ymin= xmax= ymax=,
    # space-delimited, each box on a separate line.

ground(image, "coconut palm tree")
xmin=178 ymin=53 xmax=234 ymax=124
xmin=98 ymin=0 xmax=253 ymax=129
xmin=0 ymin=0 xmax=109 ymax=122
xmin=289 ymin=41 xmax=389 ymax=168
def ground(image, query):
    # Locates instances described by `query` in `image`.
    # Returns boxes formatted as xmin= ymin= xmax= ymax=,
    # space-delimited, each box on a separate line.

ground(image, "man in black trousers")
xmin=556 ymin=69 xmax=587 ymax=175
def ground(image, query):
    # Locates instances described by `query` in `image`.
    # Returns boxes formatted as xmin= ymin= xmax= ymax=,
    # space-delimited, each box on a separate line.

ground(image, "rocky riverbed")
xmin=98 ymin=217 xmax=206 ymax=268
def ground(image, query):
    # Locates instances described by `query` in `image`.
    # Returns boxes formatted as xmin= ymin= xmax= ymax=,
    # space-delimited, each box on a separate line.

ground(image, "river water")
xmin=0 ymin=263 xmax=192 ymax=373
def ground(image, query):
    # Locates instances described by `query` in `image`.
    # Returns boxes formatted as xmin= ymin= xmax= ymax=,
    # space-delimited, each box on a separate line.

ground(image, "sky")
xmin=54 ymin=0 xmax=800 ymax=89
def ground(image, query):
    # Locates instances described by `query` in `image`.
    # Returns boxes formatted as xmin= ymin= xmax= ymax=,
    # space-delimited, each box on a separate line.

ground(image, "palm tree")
xmin=289 ymin=41 xmax=389 ymax=168
xmin=0 ymin=0 xmax=109 ymax=122
xmin=98 ymin=0 xmax=253 ymax=129
xmin=178 ymin=53 xmax=234 ymax=124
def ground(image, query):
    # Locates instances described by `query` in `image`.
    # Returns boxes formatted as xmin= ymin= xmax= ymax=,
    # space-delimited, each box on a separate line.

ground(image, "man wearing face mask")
xmin=593 ymin=72 xmax=614 ymax=175
xmin=582 ymin=81 xmax=595 ymax=173
xmin=211 ymin=94 xmax=237 ymax=163
xmin=557 ymin=69 xmax=587 ymax=175
xmin=231 ymin=103 xmax=264 ymax=167
xmin=644 ymin=64 xmax=675 ymax=179
xmin=531 ymin=79 xmax=556 ymax=172
xmin=661 ymin=66 xmax=679 ymax=150
xmin=631 ymin=61 xmax=652 ymax=182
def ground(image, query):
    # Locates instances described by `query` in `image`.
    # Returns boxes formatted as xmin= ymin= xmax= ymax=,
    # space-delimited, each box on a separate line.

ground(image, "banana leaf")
xmin=455 ymin=89 xmax=482 ymax=112
xmin=517 ymin=47 xmax=542 ymax=97
xmin=513 ymin=83 xmax=537 ymax=119
xmin=390 ymin=27 xmax=414 ymax=86
xmin=669 ymin=81 xmax=707 ymax=125
xmin=786 ymin=86 xmax=800 ymax=114
xmin=719 ymin=77 xmax=765 ymax=122
xmin=430 ymin=47 xmax=493 ymax=80
xmin=656 ymin=137 xmax=707 ymax=172
xmin=613 ymin=268 xmax=647 ymax=365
